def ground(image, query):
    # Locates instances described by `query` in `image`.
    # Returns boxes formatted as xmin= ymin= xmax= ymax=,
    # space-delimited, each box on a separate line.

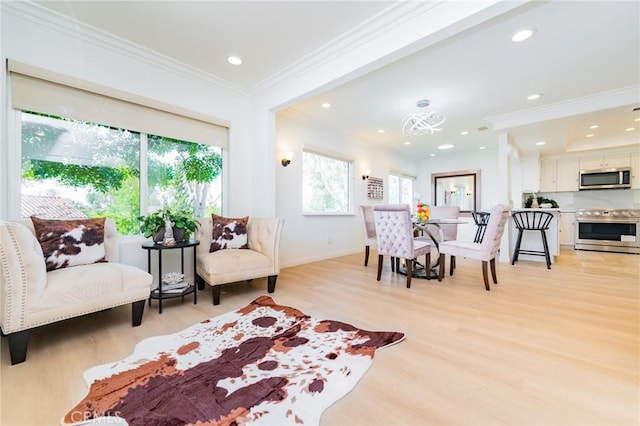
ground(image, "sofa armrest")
xmin=247 ymin=217 xmax=284 ymax=271
xmin=0 ymin=221 xmax=47 ymax=333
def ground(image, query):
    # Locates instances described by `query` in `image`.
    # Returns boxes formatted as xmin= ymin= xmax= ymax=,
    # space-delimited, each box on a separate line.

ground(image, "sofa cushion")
xmin=198 ymin=249 xmax=272 ymax=276
xmin=210 ymin=214 xmax=249 ymax=252
xmin=30 ymin=216 xmax=107 ymax=271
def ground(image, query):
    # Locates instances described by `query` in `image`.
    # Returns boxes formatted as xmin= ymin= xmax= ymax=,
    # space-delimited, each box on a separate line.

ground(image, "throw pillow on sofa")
xmin=30 ymin=216 xmax=108 ymax=271
xmin=209 ymin=214 xmax=249 ymax=252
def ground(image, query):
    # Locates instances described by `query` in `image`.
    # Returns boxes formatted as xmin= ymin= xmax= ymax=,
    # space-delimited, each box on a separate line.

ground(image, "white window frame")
xmin=388 ymin=171 xmax=416 ymax=212
xmin=302 ymin=149 xmax=354 ymax=216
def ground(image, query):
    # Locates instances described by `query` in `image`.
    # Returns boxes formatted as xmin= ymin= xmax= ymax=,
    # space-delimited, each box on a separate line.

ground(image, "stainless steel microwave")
xmin=579 ymin=168 xmax=631 ymax=190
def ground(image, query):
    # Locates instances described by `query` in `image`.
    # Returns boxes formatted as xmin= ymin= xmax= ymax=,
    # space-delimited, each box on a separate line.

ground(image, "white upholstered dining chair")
xmin=358 ymin=205 xmax=377 ymax=267
xmin=437 ymin=204 xmax=510 ymax=291
xmin=373 ymin=204 xmax=433 ymax=288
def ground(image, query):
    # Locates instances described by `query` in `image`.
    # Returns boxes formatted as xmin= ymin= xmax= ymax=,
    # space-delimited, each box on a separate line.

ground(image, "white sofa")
xmin=195 ymin=217 xmax=284 ymax=305
xmin=0 ymin=219 xmax=153 ymax=364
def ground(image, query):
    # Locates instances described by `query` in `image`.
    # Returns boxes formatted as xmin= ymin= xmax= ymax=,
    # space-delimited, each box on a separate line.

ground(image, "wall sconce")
xmin=281 ymin=152 xmax=293 ymax=167
xmin=361 ymin=169 xmax=371 ymax=180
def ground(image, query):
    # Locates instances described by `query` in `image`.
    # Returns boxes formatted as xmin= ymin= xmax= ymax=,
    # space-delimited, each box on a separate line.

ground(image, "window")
xmin=388 ymin=173 xmax=414 ymax=209
xmin=302 ymin=150 xmax=351 ymax=214
xmin=21 ymin=111 xmax=222 ymax=235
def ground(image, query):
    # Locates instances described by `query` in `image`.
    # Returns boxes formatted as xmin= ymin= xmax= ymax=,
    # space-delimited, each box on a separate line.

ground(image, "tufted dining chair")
xmin=437 ymin=204 xmax=510 ymax=291
xmin=373 ymin=204 xmax=433 ymax=288
xmin=358 ymin=205 xmax=377 ymax=267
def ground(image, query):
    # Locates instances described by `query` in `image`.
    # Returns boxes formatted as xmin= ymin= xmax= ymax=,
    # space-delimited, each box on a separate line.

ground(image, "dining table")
xmin=396 ymin=218 xmax=468 ymax=279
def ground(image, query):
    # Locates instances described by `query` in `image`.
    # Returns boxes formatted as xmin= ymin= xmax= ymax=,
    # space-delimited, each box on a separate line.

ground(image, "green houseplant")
xmin=139 ymin=208 xmax=199 ymax=243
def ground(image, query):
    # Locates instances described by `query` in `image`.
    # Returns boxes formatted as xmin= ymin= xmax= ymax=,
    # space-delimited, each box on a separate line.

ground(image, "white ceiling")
xmin=35 ymin=0 xmax=640 ymax=159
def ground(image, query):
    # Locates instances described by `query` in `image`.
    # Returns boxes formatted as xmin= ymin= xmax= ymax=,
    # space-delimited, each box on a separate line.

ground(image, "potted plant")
xmin=139 ymin=208 xmax=199 ymax=243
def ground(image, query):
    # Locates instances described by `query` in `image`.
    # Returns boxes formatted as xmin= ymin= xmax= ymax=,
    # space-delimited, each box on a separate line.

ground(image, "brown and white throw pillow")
xmin=209 ymin=214 xmax=249 ymax=253
xmin=30 ymin=216 xmax=108 ymax=271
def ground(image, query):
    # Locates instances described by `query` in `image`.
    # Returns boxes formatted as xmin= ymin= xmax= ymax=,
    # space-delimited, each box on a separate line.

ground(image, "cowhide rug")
xmin=62 ymin=295 xmax=405 ymax=425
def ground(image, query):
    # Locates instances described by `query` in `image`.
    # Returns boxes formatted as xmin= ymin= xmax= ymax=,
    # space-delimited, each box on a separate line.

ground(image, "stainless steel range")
xmin=575 ymin=209 xmax=640 ymax=254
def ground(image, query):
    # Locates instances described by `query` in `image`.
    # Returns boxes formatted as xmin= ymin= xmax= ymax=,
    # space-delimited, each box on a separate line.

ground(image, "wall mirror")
xmin=431 ymin=169 xmax=480 ymax=213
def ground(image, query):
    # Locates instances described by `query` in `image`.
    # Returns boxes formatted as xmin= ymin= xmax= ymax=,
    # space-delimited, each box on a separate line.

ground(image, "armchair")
xmin=0 ymin=219 xmax=153 ymax=364
xmin=195 ymin=217 xmax=284 ymax=305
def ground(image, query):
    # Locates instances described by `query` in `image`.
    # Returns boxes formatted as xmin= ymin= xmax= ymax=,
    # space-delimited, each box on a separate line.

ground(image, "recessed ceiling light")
xmin=589 ymin=124 xmax=599 ymax=129
xmin=321 ymin=102 xmax=332 ymax=108
xmin=460 ymin=131 xmax=469 ymax=135
xmin=527 ymin=94 xmax=542 ymax=100
xmin=403 ymin=141 xmax=411 ymax=145
xmin=429 ymin=153 xmax=436 ymax=157
xmin=438 ymin=144 xmax=454 ymax=150
xmin=625 ymin=127 xmax=635 ymax=131
xmin=511 ymin=28 xmax=536 ymax=42
xmin=479 ymin=146 xmax=486 ymax=150
xmin=535 ymin=141 xmax=546 ymax=146
xmin=227 ymin=56 xmax=242 ymax=65
xmin=377 ymin=129 xmax=385 ymax=134
xmin=635 ymin=118 xmax=640 ymax=122
xmin=586 ymin=134 xmax=594 ymax=138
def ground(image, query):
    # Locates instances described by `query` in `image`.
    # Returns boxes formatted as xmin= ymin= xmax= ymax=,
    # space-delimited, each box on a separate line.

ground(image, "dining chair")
xmin=437 ymin=204 xmax=510 ymax=291
xmin=358 ymin=205 xmax=377 ymax=267
xmin=416 ymin=205 xmax=460 ymax=274
xmin=373 ymin=204 xmax=433 ymax=288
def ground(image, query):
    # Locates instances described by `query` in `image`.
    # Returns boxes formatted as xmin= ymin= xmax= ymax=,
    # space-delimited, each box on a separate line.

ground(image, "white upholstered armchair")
xmin=0 ymin=219 xmax=153 ymax=364
xmin=195 ymin=216 xmax=284 ymax=305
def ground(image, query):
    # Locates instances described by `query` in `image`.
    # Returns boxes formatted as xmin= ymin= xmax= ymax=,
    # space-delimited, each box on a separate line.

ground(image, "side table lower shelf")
xmin=150 ymin=284 xmax=196 ymax=300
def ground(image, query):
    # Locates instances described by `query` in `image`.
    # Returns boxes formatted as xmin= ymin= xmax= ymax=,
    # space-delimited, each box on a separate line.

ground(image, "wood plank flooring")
xmin=1 ymin=249 xmax=638 ymax=425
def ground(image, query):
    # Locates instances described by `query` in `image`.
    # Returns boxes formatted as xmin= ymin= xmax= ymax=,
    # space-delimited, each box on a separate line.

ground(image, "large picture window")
xmin=21 ymin=111 xmax=222 ymax=235
xmin=302 ymin=150 xmax=351 ymax=214
xmin=388 ymin=173 xmax=414 ymax=209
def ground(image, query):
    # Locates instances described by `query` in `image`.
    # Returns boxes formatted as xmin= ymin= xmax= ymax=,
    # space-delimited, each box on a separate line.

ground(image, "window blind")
xmin=8 ymin=60 xmax=228 ymax=149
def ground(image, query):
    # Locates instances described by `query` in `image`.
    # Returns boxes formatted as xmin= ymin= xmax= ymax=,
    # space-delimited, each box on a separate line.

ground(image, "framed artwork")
xmin=367 ymin=177 xmax=383 ymax=200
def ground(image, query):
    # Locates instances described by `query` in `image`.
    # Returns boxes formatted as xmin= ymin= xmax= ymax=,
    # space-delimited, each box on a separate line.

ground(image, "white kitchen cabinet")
xmin=559 ymin=211 xmax=575 ymax=247
xmin=632 ymin=152 xmax=640 ymax=189
xmin=539 ymin=157 xmax=579 ymax=192
xmin=556 ymin=158 xmax=579 ymax=191
xmin=539 ymin=158 xmax=556 ymax=192
xmin=579 ymin=153 xmax=631 ymax=170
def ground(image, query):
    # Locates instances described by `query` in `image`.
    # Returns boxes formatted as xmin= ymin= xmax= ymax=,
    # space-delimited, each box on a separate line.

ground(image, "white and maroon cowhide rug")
xmin=62 ymin=295 xmax=405 ymax=426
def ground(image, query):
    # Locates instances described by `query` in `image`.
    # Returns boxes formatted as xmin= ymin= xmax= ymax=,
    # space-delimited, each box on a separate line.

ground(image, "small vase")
xmin=532 ymin=197 xmax=539 ymax=208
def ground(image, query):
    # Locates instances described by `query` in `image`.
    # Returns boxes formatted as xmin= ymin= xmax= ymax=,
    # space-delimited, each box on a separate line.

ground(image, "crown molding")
xmin=248 ymin=1 xmax=445 ymax=97
xmin=2 ymin=1 xmax=248 ymax=97
xmin=485 ymin=85 xmax=640 ymax=130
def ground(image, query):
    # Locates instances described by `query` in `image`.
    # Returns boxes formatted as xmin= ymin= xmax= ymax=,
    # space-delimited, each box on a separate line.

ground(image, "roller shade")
xmin=9 ymin=60 xmax=228 ymax=149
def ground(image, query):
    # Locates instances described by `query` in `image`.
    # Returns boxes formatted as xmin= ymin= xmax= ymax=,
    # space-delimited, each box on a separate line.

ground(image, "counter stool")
xmin=511 ymin=211 xmax=554 ymax=269
xmin=471 ymin=211 xmax=491 ymax=243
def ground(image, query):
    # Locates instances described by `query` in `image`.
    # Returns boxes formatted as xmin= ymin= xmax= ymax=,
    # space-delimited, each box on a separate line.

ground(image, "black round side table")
xmin=141 ymin=240 xmax=200 ymax=314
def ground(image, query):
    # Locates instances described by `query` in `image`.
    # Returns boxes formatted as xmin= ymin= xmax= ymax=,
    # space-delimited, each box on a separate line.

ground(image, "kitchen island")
xmin=508 ymin=208 xmax=560 ymax=265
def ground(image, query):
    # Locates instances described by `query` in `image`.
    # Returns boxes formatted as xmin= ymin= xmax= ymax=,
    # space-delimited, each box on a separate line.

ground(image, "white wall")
xmin=276 ymin=111 xmax=418 ymax=267
xmin=0 ymin=3 xmax=255 ymax=277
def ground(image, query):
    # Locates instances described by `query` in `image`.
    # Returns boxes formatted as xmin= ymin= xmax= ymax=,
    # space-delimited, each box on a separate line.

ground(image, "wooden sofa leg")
xmin=267 ymin=275 xmax=278 ymax=293
xmin=132 ymin=300 xmax=145 ymax=327
xmin=212 ymin=285 xmax=221 ymax=305
xmin=8 ymin=330 xmax=29 ymax=365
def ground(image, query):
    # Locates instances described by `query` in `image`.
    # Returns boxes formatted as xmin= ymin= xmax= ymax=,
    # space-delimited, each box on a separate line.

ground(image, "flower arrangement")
xmin=416 ymin=202 xmax=430 ymax=222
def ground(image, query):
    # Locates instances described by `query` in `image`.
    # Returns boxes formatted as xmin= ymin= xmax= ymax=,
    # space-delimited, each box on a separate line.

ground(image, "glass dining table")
xmin=396 ymin=218 xmax=467 ymax=279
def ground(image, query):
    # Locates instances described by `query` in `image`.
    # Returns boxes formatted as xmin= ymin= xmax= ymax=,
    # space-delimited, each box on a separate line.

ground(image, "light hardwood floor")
xmin=1 ymin=249 xmax=638 ymax=425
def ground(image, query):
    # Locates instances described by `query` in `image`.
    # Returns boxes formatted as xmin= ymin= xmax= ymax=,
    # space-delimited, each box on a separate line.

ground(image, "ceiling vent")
xmin=477 ymin=126 xmax=489 ymax=131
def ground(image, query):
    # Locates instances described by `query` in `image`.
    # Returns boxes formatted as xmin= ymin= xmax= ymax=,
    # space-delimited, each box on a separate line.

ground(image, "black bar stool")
xmin=511 ymin=211 xmax=554 ymax=269
xmin=471 ymin=211 xmax=490 ymax=243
